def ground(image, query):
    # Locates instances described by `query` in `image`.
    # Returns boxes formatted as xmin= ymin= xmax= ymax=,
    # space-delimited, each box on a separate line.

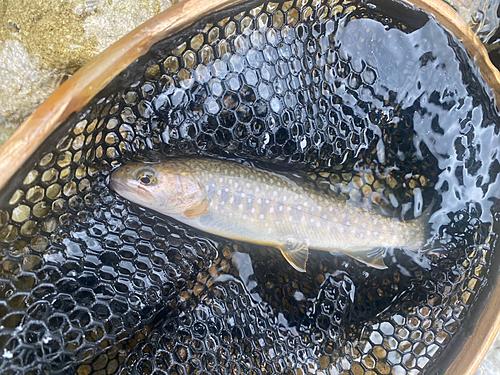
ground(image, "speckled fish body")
xmin=110 ymin=158 xmax=426 ymax=272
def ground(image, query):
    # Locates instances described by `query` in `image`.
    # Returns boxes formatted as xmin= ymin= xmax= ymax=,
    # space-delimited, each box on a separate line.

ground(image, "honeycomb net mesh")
xmin=0 ymin=0 xmax=500 ymax=374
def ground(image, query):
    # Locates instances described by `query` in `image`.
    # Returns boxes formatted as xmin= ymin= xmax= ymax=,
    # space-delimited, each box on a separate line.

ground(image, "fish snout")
xmin=110 ymin=167 xmax=127 ymax=190
xmin=110 ymin=175 xmax=157 ymax=206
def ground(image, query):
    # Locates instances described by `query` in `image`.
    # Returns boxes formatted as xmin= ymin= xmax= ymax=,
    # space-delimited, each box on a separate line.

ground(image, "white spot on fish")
xmin=219 ymin=177 xmax=223 ymax=183
xmin=246 ymin=183 xmax=250 ymax=188
xmin=279 ymin=206 xmax=283 ymax=212
xmin=217 ymin=190 xmax=222 ymax=196
xmin=297 ymin=205 xmax=302 ymax=211
xmin=329 ymin=207 xmax=333 ymax=212
xmin=238 ymin=204 xmax=243 ymax=210
xmin=251 ymin=208 xmax=256 ymax=214
xmin=256 ymin=187 xmax=260 ymax=193
xmin=260 ymin=214 xmax=264 ymax=220
xmin=257 ymin=198 xmax=262 ymax=204
xmin=229 ymin=197 xmax=234 ymax=204
xmin=243 ymin=214 xmax=247 ymax=219
xmin=241 ymin=193 xmax=246 ymax=198
xmin=265 ymin=199 xmax=269 ymax=204
xmin=275 ymin=221 xmax=280 ymax=226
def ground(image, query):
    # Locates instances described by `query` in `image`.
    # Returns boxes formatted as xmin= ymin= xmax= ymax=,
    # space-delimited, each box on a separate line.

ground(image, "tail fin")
xmin=407 ymin=197 xmax=436 ymax=252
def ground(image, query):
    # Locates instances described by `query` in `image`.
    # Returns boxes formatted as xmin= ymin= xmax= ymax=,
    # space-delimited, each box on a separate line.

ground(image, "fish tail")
xmin=407 ymin=198 xmax=435 ymax=252
xmin=406 ymin=221 xmax=427 ymax=253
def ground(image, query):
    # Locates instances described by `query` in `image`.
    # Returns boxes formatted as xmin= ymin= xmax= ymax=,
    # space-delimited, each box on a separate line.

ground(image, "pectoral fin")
xmin=184 ymin=199 xmax=209 ymax=217
xmin=279 ymin=241 xmax=309 ymax=273
xmin=345 ymin=248 xmax=387 ymax=269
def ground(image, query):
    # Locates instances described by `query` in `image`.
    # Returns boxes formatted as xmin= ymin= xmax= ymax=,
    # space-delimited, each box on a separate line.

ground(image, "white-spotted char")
xmin=110 ymin=158 xmax=427 ymax=272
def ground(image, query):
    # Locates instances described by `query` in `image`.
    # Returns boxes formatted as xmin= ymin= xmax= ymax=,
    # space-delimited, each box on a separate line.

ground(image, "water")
xmin=0 ymin=0 xmax=500 ymax=373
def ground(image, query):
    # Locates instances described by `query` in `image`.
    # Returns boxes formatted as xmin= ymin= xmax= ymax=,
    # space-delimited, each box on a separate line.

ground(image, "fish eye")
xmin=137 ymin=170 xmax=157 ymax=186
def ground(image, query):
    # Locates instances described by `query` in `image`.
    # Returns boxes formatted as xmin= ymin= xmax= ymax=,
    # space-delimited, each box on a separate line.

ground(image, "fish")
xmin=110 ymin=157 xmax=427 ymax=272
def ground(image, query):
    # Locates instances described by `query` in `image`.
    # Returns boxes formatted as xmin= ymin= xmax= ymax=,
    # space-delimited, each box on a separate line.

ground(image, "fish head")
xmin=110 ymin=161 xmax=205 ymax=215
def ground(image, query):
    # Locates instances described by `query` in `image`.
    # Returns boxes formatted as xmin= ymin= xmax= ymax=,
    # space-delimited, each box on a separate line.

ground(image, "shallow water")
xmin=454 ymin=0 xmax=500 ymax=71
xmin=453 ymin=0 xmax=500 ymax=46
xmin=476 ymin=332 xmax=500 ymax=375
xmin=0 ymin=0 xmax=176 ymax=147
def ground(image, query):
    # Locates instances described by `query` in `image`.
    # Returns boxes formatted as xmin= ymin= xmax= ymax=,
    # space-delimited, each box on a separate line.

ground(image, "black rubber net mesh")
xmin=1 ymin=0 xmax=500 ymax=374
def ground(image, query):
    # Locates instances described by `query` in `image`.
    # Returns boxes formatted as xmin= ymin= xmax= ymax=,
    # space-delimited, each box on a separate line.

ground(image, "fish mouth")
xmin=110 ymin=173 xmax=156 ymax=205
xmin=109 ymin=173 xmax=129 ymax=194
xmin=109 ymin=177 xmax=125 ymax=193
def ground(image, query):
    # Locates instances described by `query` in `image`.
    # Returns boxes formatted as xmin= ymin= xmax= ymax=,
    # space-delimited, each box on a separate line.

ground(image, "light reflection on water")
xmin=3 ymin=0 xmax=500 ymax=373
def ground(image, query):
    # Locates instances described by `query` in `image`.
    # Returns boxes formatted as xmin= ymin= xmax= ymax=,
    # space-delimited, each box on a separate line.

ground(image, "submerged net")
xmin=0 ymin=0 xmax=500 ymax=374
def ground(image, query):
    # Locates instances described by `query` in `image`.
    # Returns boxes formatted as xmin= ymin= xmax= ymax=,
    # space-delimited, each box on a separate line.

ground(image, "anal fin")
xmin=279 ymin=240 xmax=309 ymax=273
xmin=346 ymin=247 xmax=387 ymax=269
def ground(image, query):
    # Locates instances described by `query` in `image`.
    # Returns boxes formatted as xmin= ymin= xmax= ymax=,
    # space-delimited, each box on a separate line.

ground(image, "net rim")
xmin=0 ymin=0 xmax=499 ymax=374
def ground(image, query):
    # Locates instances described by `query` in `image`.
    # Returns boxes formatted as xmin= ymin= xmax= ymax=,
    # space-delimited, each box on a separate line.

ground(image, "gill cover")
xmin=165 ymin=170 xmax=208 ymax=216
